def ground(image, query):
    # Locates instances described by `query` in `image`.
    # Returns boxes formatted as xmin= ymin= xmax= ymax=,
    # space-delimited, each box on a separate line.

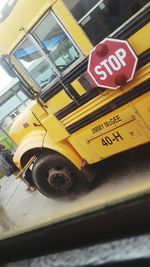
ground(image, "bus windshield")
xmin=13 ymin=12 xmax=81 ymax=90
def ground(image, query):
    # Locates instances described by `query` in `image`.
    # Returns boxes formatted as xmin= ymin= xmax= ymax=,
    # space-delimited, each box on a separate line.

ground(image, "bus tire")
xmin=32 ymin=152 xmax=89 ymax=200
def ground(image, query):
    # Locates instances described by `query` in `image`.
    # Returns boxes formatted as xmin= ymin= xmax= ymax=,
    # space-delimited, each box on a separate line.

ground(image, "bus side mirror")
xmin=0 ymin=56 xmax=17 ymax=78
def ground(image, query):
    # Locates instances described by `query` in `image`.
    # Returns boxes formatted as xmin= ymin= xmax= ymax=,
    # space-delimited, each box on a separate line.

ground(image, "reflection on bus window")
xmin=14 ymin=38 xmax=57 ymax=89
xmin=13 ymin=12 xmax=81 ymax=90
xmin=63 ymin=0 xmax=148 ymax=45
xmin=33 ymin=12 xmax=80 ymax=72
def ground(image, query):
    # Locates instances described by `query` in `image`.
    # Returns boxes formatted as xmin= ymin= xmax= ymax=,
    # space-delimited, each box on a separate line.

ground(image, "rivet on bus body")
xmin=96 ymin=44 xmax=108 ymax=57
xmin=115 ymin=74 xmax=127 ymax=86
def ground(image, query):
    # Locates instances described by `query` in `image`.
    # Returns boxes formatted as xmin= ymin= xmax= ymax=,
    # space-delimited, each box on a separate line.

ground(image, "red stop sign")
xmin=87 ymin=38 xmax=138 ymax=90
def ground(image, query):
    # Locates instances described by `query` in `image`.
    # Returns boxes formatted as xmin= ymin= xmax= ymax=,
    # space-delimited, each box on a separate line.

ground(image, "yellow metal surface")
xmin=61 ymin=65 xmax=149 ymax=129
xmin=52 ymin=0 xmax=93 ymax=56
xmin=10 ymin=102 xmax=43 ymax=145
xmin=13 ymin=129 xmax=46 ymax=167
xmin=37 ymin=23 xmax=150 ymax=115
xmin=128 ymin=23 xmax=150 ymax=55
xmin=12 ymin=120 xmax=82 ymax=170
xmin=42 ymin=113 xmax=69 ymax=142
xmin=132 ymin=92 xmax=150 ymax=136
xmin=9 ymin=101 xmax=47 ymax=167
xmin=46 ymin=90 xmax=73 ymax=114
xmin=0 ymin=0 xmax=56 ymax=55
xmin=69 ymin=102 xmax=150 ymax=164
xmin=43 ymin=135 xmax=84 ymax=169
xmin=7 ymin=2 xmax=149 ymax=171
xmin=71 ymin=80 xmax=86 ymax=96
xmin=61 ymin=89 xmax=122 ymax=128
xmin=121 ymin=63 xmax=150 ymax=94
xmin=9 ymin=97 xmax=82 ymax=169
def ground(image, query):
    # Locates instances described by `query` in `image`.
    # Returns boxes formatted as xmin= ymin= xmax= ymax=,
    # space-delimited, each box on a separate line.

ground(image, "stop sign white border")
xmin=87 ymin=38 xmax=138 ymax=90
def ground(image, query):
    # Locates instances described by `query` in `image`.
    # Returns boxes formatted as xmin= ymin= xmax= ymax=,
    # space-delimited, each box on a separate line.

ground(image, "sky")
xmin=0 ymin=0 xmax=14 ymax=91
xmin=0 ymin=0 xmax=8 ymax=13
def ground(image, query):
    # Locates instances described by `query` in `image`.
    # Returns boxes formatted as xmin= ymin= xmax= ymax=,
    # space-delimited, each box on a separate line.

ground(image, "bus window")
xmin=63 ymin=0 xmax=149 ymax=45
xmin=33 ymin=12 xmax=80 ymax=72
xmin=13 ymin=12 xmax=81 ymax=90
xmin=13 ymin=37 xmax=58 ymax=89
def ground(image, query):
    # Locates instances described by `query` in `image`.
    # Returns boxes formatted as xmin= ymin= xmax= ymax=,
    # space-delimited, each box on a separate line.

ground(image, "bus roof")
xmin=0 ymin=0 xmax=55 ymax=55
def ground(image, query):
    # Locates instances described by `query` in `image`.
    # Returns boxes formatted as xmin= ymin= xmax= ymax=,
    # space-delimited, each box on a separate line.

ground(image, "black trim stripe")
xmin=56 ymin=87 xmax=105 ymax=120
xmin=136 ymin=49 xmax=150 ymax=69
xmin=55 ymin=49 xmax=150 ymax=120
xmin=41 ymin=5 xmax=149 ymax=103
xmin=112 ymin=5 xmax=150 ymax=40
xmin=66 ymin=80 xmax=150 ymax=134
xmin=41 ymin=58 xmax=88 ymax=101
xmin=64 ymin=83 xmax=80 ymax=101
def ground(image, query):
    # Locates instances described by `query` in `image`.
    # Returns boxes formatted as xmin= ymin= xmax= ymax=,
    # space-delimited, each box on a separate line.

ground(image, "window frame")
xmin=63 ymin=0 xmax=149 ymax=43
xmin=31 ymin=10 xmax=84 ymax=78
xmin=28 ymin=33 xmax=60 ymax=88
xmin=12 ymin=36 xmax=43 ymax=92
xmin=11 ymin=10 xmax=84 ymax=93
xmin=77 ymin=0 xmax=103 ymax=24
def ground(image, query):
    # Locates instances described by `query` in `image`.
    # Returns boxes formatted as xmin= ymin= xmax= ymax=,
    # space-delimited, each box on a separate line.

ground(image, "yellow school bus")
xmin=0 ymin=0 xmax=149 ymax=199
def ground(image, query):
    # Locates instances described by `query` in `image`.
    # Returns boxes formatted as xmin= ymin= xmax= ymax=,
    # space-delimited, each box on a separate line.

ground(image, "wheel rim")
xmin=46 ymin=167 xmax=74 ymax=191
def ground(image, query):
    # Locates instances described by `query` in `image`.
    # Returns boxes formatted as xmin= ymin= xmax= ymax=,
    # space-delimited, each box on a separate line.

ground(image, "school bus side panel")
xmin=131 ymin=92 xmax=150 ymax=136
xmin=68 ymin=100 xmax=150 ymax=164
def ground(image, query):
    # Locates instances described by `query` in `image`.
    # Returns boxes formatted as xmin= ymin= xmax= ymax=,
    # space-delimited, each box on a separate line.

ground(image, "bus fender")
xmin=43 ymin=134 xmax=84 ymax=170
xmin=13 ymin=130 xmax=46 ymax=168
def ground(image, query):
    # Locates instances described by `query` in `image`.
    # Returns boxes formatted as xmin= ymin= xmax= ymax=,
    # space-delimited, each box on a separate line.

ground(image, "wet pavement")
xmin=0 ymin=145 xmax=150 ymax=240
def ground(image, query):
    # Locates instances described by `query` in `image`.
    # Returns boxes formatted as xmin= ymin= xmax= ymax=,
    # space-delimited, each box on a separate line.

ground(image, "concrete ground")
xmin=0 ymin=144 xmax=150 ymax=240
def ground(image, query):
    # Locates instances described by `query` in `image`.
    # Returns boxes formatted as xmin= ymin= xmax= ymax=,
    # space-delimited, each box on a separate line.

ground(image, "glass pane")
xmin=63 ymin=0 xmax=148 ymax=45
xmin=63 ymin=0 xmax=100 ymax=21
xmin=33 ymin=12 xmax=80 ymax=72
xmin=13 ymin=38 xmax=57 ymax=89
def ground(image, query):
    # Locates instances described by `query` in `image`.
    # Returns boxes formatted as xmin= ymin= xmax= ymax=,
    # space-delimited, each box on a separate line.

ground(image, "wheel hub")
xmin=47 ymin=167 xmax=73 ymax=191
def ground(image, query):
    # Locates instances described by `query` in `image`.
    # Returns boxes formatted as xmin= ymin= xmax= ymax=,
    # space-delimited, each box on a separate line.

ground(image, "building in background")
xmin=0 ymin=78 xmax=30 ymax=129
